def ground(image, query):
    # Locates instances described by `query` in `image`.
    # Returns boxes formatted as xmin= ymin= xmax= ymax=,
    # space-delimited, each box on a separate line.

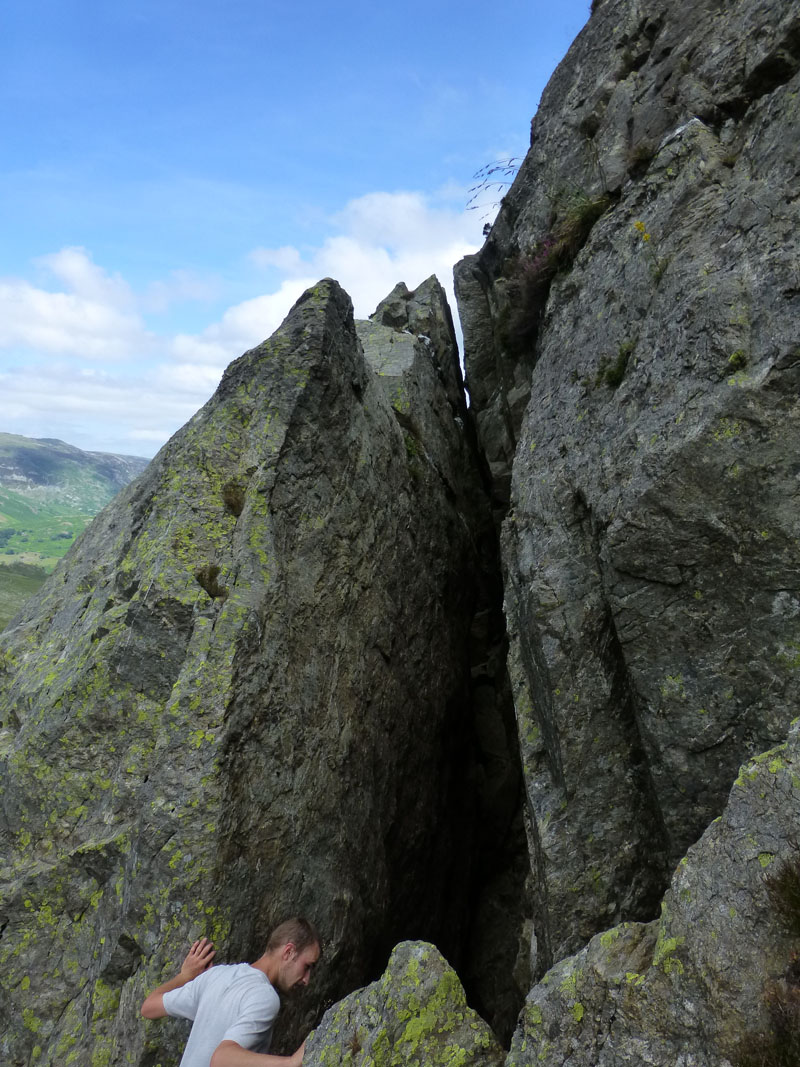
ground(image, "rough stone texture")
xmin=0 ymin=278 xmax=501 ymax=1065
xmin=455 ymin=0 xmax=800 ymax=974
xmin=360 ymin=280 xmax=532 ymax=1043
xmin=505 ymin=721 xmax=800 ymax=1066
xmin=305 ymin=940 xmax=505 ymax=1067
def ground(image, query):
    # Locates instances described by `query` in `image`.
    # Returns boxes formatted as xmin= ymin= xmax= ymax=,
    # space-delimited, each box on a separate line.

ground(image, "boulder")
xmin=506 ymin=722 xmax=800 ymax=1065
xmin=305 ymin=940 xmax=505 ymax=1067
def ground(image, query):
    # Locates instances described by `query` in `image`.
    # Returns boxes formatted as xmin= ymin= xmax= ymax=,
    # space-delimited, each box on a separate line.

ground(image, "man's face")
xmin=276 ymin=942 xmax=320 ymax=995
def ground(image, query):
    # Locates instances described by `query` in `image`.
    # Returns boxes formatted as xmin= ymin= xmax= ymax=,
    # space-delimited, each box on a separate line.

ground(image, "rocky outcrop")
xmin=0 ymin=278 xmax=519 ymax=1065
xmin=506 ymin=722 xmax=800 ymax=1066
xmin=305 ymin=940 xmax=504 ymax=1067
xmin=4 ymin=0 xmax=800 ymax=1062
xmin=455 ymin=0 xmax=800 ymax=979
xmin=359 ymin=281 xmax=532 ymax=1041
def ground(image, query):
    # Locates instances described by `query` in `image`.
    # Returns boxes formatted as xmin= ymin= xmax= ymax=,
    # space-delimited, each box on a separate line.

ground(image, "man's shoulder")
xmin=209 ymin=964 xmax=278 ymax=1001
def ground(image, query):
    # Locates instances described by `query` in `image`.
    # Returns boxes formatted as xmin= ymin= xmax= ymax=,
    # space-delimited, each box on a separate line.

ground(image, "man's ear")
xmin=281 ymin=942 xmax=297 ymax=961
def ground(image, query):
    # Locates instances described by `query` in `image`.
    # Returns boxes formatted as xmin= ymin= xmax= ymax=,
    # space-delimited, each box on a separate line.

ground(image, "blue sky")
xmin=1 ymin=0 xmax=590 ymax=457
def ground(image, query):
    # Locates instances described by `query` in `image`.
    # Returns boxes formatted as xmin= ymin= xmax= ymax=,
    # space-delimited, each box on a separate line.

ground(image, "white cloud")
xmin=143 ymin=270 xmax=223 ymax=313
xmin=0 ymin=361 xmax=200 ymax=457
xmin=249 ymin=246 xmax=305 ymax=273
xmin=36 ymin=246 xmax=135 ymax=308
xmin=0 ymin=247 xmax=146 ymax=360
xmin=1 ymin=189 xmax=484 ymax=457
xmin=248 ymin=189 xmax=480 ymax=319
xmin=154 ymin=361 xmax=226 ymax=395
xmin=169 ymin=278 xmax=314 ymax=367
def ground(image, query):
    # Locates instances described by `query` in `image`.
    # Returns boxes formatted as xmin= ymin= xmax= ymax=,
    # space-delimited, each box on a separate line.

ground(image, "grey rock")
xmin=361 ymin=278 xmax=533 ymax=1043
xmin=455 ymin=0 xmax=800 ymax=975
xmin=506 ymin=723 xmax=800 ymax=1065
xmin=305 ymin=940 xmax=505 ymax=1067
xmin=0 ymin=278 xmax=502 ymax=1064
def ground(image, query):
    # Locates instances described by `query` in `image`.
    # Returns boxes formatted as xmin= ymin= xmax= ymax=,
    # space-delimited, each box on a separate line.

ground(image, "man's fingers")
xmin=182 ymin=937 xmax=216 ymax=975
xmin=193 ymin=939 xmax=215 ymax=967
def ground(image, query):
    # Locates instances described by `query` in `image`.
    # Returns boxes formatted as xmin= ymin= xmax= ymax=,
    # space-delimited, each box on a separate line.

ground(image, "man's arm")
xmin=210 ymin=1038 xmax=305 ymax=1067
xmin=140 ymin=938 xmax=216 ymax=1019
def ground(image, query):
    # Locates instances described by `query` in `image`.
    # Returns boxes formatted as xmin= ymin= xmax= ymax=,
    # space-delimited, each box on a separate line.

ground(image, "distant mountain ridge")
xmin=0 ymin=432 xmax=149 ymax=512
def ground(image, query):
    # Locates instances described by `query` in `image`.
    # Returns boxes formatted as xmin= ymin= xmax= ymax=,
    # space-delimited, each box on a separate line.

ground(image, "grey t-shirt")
xmin=163 ymin=963 xmax=280 ymax=1067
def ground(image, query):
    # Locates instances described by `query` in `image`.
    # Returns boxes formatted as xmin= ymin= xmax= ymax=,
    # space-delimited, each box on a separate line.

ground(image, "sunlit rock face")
xmin=456 ymin=0 xmax=800 ymax=984
xmin=0 ymin=277 xmax=518 ymax=1064
xmin=305 ymin=940 xmax=505 ymax=1067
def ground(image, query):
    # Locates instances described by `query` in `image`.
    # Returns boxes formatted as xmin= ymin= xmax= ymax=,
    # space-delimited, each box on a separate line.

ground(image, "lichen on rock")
xmin=0 ymin=276 xmax=512 ymax=1064
xmin=305 ymin=941 xmax=504 ymax=1067
xmin=505 ymin=721 xmax=800 ymax=1065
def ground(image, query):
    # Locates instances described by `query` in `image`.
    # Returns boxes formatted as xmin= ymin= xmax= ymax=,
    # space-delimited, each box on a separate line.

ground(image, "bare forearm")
xmin=141 ymin=938 xmax=216 ymax=1019
xmin=210 ymin=1039 xmax=304 ymax=1067
xmin=140 ymin=971 xmax=193 ymax=1018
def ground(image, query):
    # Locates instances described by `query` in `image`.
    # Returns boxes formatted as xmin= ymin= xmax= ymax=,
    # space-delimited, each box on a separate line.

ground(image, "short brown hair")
xmin=266 ymin=916 xmax=321 ymax=955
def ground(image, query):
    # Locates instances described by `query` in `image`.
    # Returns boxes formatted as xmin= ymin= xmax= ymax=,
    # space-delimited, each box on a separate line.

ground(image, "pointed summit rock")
xmin=0 ymin=278 xmax=499 ymax=1064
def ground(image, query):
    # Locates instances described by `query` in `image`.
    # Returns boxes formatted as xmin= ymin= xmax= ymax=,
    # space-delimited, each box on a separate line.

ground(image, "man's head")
xmin=263 ymin=917 xmax=321 ymax=996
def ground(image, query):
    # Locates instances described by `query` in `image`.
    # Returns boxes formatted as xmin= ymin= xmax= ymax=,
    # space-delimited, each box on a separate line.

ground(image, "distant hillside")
xmin=0 ymin=433 xmax=149 ymax=629
xmin=0 ymin=432 xmax=149 ymax=510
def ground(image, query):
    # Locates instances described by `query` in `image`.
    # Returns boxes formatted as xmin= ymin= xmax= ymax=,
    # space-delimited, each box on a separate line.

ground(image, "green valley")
xmin=0 ymin=432 xmax=148 ymax=629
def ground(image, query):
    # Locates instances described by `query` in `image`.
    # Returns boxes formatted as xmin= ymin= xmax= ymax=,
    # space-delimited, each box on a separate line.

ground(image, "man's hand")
xmin=180 ymin=937 xmax=216 ymax=980
xmin=141 ymin=937 xmax=216 ymax=1019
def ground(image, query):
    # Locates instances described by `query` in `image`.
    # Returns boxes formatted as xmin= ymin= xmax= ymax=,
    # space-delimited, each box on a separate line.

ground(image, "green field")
xmin=0 ymin=488 xmax=97 ymax=630
xmin=0 ymin=433 xmax=149 ymax=631
xmin=0 ymin=560 xmax=49 ymax=631
xmin=0 ymin=488 xmax=94 ymax=570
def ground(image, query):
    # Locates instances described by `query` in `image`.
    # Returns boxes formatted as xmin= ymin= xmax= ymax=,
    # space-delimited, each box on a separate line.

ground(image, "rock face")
xmin=0 ymin=278 xmax=514 ymax=1065
xmin=506 ymin=723 xmax=800 ymax=1066
xmin=4 ymin=0 xmax=800 ymax=1062
xmin=305 ymin=940 xmax=505 ymax=1067
xmin=455 ymin=0 xmax=800 ymax=981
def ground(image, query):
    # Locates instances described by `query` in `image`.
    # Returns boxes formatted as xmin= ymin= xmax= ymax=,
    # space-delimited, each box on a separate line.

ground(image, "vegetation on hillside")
xmin=0 ymin=432 xmax=149 ymax=630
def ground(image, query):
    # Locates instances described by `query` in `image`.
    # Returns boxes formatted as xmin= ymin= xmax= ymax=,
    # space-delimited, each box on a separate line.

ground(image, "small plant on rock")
xmin=596 ymin=339 xmax=636 ymax=388
xmin=633 ymin=219 xmax=669 ymax=281
xmin=222 ymin=481 xmax=245 ymax=517
xmin=466 ymin=157 xmax=522 ymax=218
xmin=626 ymin=139 xmax=658 ymax=177
xmin=501 ymin=189 xmax=613 ymax=352
xmin=195 ymin=564 xmax=228 ymax=600
xmin=732 ymin=846 xmax=800 ymax=1067
xmin=734 ymin=968 xmax=800 ymax=1067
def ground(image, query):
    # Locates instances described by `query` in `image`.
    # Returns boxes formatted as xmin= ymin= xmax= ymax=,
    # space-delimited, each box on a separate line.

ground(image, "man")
xmin=141 ymin=917 xmax=321 ymax=1067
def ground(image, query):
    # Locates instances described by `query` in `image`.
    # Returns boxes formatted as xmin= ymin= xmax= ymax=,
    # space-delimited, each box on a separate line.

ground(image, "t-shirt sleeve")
xmin=221 ymin=985 xmax=280 ymax=1050
xmin=162 ymin=971 xmax=208 ymax=1021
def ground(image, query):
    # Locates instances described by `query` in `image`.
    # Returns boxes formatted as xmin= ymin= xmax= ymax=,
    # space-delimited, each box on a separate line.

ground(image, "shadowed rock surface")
xmin=506 ymin=722 xmax=800 ymax=1066
xmin=456 ymin=0 xmax=800 ymax=979
xmin=305 ymin=940 xmax=505 ymax=1067
xmin=0 ymin=278 xmax=514 ymax=1064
